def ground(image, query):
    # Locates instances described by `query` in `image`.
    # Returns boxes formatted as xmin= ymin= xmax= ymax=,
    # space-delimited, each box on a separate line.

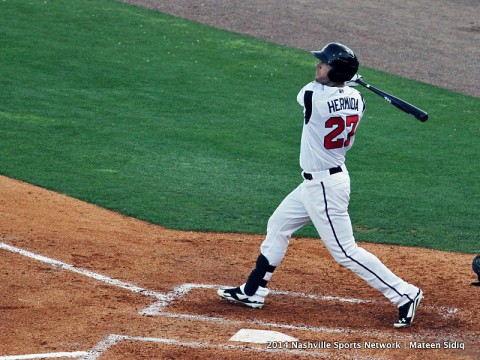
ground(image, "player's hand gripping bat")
xmin=355 ymin=78 xmax=428 ymax=122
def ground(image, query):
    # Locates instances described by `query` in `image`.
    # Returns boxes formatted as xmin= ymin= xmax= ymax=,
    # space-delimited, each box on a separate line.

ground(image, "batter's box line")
xmin=0 ymin=243 xmax=164 ymax=299
xmin=0 ymin=242 xmax=372 ymax=312
xmin=0 ymin=242 xmax=460 ymax=337
xmin=141 ymin=283 xmax=373 ymax=315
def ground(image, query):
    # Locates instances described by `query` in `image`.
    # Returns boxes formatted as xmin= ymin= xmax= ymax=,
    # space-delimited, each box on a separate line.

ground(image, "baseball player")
xmin=218 ymin=43 xmax=423 ymax=328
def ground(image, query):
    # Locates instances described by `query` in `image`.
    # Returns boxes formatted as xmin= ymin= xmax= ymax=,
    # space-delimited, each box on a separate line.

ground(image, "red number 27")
xmin=324 ymin=115 xmax=359 ymax=149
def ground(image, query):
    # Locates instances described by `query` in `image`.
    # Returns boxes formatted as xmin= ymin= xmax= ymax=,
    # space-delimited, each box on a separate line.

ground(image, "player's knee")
xmin=330 ymin=243 xmax=359 ymax=267
xmin=332 ymin=252 xmax=350 ymax=266
xmin=260 ymin=241 xmax=289 ymax=266
xmin=266 ymin=217 xmax=282 ymax=235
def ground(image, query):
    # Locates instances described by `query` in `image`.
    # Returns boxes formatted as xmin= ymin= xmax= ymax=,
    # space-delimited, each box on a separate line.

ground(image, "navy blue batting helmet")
xmin=312 ymin=42 xmax=359 ymax=82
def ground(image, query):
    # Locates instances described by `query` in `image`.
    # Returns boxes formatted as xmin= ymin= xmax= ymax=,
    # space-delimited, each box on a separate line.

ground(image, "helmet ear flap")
xmin=327 ymin=68 xmax=344 ymax=82
xmin=328 ymin=57 xmax=359 ymax=82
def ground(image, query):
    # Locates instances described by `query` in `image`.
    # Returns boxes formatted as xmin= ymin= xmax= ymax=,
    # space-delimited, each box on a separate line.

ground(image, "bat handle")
xmin=355 ymin=78 xmax=369 ymax=88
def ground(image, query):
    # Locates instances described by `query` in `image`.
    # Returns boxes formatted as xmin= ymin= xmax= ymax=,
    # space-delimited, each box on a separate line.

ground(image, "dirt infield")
xmin=1 ymin=176 xmax=479 ymax=359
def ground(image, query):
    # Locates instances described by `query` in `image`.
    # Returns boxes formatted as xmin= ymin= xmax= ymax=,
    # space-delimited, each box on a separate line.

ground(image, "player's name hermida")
xmin=267 ymin=340 xmax=465 ymax=350
xmin=327 ymin=97 xmax=359 ymax=114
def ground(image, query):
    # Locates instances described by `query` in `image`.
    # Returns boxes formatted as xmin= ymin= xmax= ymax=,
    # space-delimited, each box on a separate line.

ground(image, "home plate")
xmin=229 ymin=328 xmax=298 ymax=344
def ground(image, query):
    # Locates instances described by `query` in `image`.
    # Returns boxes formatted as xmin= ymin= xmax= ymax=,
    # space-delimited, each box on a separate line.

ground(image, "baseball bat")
xmin=355 ymin=78 xmax=428 ymax=122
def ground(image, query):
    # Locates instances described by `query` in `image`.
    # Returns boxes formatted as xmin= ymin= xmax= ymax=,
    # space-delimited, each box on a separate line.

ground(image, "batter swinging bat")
xmin=355 ymin=78 xmax=428 ymax=122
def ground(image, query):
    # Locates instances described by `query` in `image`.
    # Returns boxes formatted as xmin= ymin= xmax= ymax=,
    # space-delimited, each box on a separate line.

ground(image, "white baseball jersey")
xmin=296 ymin=81 xmax=365 ymax=172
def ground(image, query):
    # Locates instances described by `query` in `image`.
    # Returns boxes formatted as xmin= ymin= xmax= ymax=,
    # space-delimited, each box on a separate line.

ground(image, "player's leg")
xmin=218 ymin=184 xmax=310 ymax=307
xmin=302 ymin=173 xmax=420 ymax=307
xmin=245 ymin=184 xmax=310 ymax=294
xmin=260 ymin=184 xmax=311 ymax=266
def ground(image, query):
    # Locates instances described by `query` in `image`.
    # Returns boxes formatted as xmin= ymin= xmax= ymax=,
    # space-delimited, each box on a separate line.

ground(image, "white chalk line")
xmin=152 ymin=311 xmax=451 ymax=343
xmin=0 ymin=242 xmax=372 ymax=313
xmin=0 ymin=352 xmax=87 ymax=360
xmin=155 ymin=311 xmax=346 ymax=334
xmin=0 ymin=242 xmax=457 ymax=317
xmin=271 ymin=289 xmax=372 ymax=303
xmin=0 ymin=242 xmax=364 ymax=358
xmin=0 ymin=242 xmax=382 ymax=336
xmin=0 ymin=243 xmax=165 ymax=300
xmin=0 ymin=338 xmax=329 ymax=360
xmin=0 ymin=242 xmax=462 ymax=358
xmin=141 ymin=284 xmax=371 ymax=316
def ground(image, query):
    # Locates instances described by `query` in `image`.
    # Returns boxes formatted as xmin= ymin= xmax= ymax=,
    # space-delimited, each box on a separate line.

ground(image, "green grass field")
xmin=1 ymin=0 xmax=478 ymax=253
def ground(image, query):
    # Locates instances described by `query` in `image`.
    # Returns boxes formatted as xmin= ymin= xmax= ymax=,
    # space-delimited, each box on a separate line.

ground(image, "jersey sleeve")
xmin=297 ymin=82 xmax=315 ymax=106
xmin=297 ymin=86 xmax=306 ymax=106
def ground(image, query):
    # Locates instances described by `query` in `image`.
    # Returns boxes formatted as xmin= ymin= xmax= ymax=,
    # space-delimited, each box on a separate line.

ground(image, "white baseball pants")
xmin=259 ymin=167 xmax=419 ymax=306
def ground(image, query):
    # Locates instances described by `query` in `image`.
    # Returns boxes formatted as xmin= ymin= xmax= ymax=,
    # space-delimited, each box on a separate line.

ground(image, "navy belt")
xmin=303 ymin=166 xmax=342 ymax=180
